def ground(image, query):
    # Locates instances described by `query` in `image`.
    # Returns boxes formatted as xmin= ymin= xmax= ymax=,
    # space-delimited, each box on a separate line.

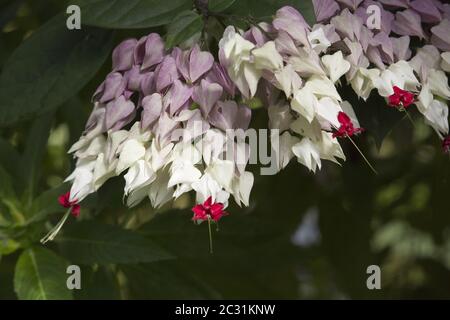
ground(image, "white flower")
xmin=219 ymin=26 xmax=261 ymax=98
xmin=288 ymin=47 xmax=326 ymax=77
xmin=373 ymin=69 xmax=404 ymax=97
xmin=124 ymin=159 xmax=155 ymax=196
xmin=168 ymin=143 xmax=202 ymax=189
xmin=317 ymin=132 xmax=345 ymax=164
xmin=291 ymin=86 xmax=318 ymax=122
xmin=192 ymin=172 xmax=230 ymax=205
xmin=72 ymin=135 xmax=106 ymax=160
xmin=252 ymin=41 xmax=283 ymax=71
xmin=441 ymin=52 xmax=450 ymax=73
xmin=205 ymin=158 xmax=235 ymax=192
xmin=315 ymin=97 xmax=342 ymax=130
xmin=93 ymin=153 xmax=116 ymax=190
xmin=321 ymin=51 xmax=351 ymax=83
xmin=422 ymin=99 xmax=449 ymax=138
xmin=148 ymin=169 xmax=174 ymax=208
xmin=274 ymin=64 xmax=302 ymax=98
xmin=308 ymin=27 xmax=331 ymax=53
xmin=149 ymin=140 xmax=173 ymax=172
xmin=105 ymin=130 xmax=129 ymax=162
xmin=388 ymin=61 xmax=420 ymax=91
xmin=116 ymin=139 xmax=146 ymax=175
xmin=268 ymin=102 xmax=294 ymax=131
xmin=231 ymin=171 xmax=254 ymax=207
xmin=195 ymin=129 xmax=226 ymax=166
xmin=416 ymin=84 xmax=433 ymax=114
xmin=292 ymin=138 xmax=322 ymax=173
xmin=290 ymin=116 xmax=322 ymax=142
xmin=305 ymin=75 xmax=342 ymax=101
xmin=271 ymin=131 xmax=299 ymax=171
xmin=427 ymin=69 xmax=450 ymax=99
xmin=66 ymin=158 xmax=96 ymax=202
xmin=350 ymin=68 xmax=380 ymax=100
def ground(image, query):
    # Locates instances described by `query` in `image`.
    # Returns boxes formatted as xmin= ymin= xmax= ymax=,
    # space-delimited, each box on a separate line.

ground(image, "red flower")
xmin=332 ymin=112 xmax=365 ymax=138
xmin=443 ymin=136 xmax=450 ymax=154
xmin=192 ymin=196 xmax=228 ymax=223
xmin=58 ymin=191 xmax=80 ymax=217
xmin=388 ymin=86 xmax=415 ymax=108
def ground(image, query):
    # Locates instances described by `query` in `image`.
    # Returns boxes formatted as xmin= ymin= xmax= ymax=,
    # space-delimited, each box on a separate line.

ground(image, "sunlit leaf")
xmin=14 ymin=247 xmax=72 ymax=300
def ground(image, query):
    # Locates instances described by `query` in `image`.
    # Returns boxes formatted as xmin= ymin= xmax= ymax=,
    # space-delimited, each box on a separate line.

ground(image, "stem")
xmin=348 ymin=136 xmax=379 ymax=175
xmin=207 ymin=216 xmax=213 ymax=254
xmin=403 ymin=109 xmax=416 ymax=127
xmin=40 ymin=208 xmax=72 ymax=244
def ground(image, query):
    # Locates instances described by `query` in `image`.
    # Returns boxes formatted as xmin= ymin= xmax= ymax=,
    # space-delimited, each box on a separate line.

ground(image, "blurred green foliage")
xmin=0 ymin=0 xmax=450 ymax=300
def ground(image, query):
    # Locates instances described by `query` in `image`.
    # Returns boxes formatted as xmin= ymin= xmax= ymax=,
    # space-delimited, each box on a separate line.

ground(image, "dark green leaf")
xmin=19 ymin=113 xmax=54 ymax=203
xmin=0 ymin=14 xmax=114 ymax=126
xmin=74 ymin=266 xmax=121 ymax=300
xmin=228 ymin=0 xmax=315 ymax=24
xmin=14 ymin=247 xmax=72 ymax=300
xmin=57 ymin=221 xmax=174 ymax=264
xmin=0 ymin=137 xmax=20 ymax=180
xmin=25 ymin=183 xmax=69 ymax=226
xmin=209 ymin=0 xmax=236 ymax=12
xmin=0 ymin=0 xmax=23 ymax=29
xmin=76 ymin=0 xmax=192 ymax=29
xmin=165 ymin=10 xmax=203 ymax=49
xmin=122 ymin=262 xmax=222 ymax=299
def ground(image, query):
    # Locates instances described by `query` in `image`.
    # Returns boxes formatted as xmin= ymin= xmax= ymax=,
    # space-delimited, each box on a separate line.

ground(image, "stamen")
xmin=40 ymin=208 xmax=72 ymax=244
xmin=207 ymin=216 xmax=214 ymax=254
xmin=347 ymin=135 xmax=378 ymax=175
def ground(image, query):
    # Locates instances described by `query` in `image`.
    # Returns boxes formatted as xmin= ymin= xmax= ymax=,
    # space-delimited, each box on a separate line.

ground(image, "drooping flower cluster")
xmin=308 ymin=0 xmax=450 ymax=140
xmin=55 ymin=1 xmax=450 ymax=236
xmin=216 ymin=1 xmax=450 ymax=176
xmin=65 ymin=33 xmax=254 ymax=221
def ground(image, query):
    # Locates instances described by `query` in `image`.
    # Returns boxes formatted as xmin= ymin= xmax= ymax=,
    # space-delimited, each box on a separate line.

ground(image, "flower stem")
xmin=348 ymin=136 xmax=379 ymax=175
xmin=40 ymin=208 xmax=71 ymax=244
xmin=401 ymin=108 xmax=416 ymax=127
xmin=207 ymin=216 xmax=214 ymax=254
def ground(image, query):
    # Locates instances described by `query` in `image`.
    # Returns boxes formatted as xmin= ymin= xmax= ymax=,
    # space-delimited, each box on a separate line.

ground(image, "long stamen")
xmin=207 ymin=216 xmax=214 ymax=254
xmin=403 ymin=108 xmax=416 ymax=127
xmin=40 ymin=208 xmax=72 ymax=244
xmin=347 ymin=135 xmax=379 ymax=175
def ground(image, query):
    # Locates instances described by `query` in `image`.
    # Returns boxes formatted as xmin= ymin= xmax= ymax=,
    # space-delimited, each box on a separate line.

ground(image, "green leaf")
xmin=57 ymin=221 xmax=174 ymax=264
xmin=0 ymin=0 xmax=23 ymax=29
xmin=0 ymin=164 xmax=15 ymax=200
xmin=165 ymin=10 xmax=203 ymax=48
xmin=0 ymin=239 xmax=20 ymax=255
xmin=76 ymin=0 xmax=192 ymax=29
xmin=25 ymin=183 xmax=69 ymax=226
xmin=227 ymin=0 xmax=315 ymax=24
xmin=74 ymin=266 xmax=121 ymax=300
xmin=122 ymin=262 xmax=222 ymax=299
xmin=14 ymin=247 xmax=72 ymax=300
xmin=209 ymin=0 xmax=236 ymax=12
xmin=0 ymin=14 xmax=114 ymax=126
xmin=19 ymin=113 xmax=54 ymax=203
xmin=0 ymin=137 xmax=20 ymax=180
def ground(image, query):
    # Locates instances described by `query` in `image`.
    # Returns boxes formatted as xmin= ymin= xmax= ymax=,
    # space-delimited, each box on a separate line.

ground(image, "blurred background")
xmin=1 ymin=0 xmax=450 ymax=299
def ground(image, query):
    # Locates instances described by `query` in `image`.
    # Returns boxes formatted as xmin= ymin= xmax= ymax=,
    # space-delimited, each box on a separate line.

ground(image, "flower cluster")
xmin=65 ymin=33 xmax=255 ymax=221
xmin=309 ymin=0 xmax=450 ymax=140
xmin=56 ymin=1 xmax=450 ymax=236
xmin=216 ymin=1 xmax=450 ymax=175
